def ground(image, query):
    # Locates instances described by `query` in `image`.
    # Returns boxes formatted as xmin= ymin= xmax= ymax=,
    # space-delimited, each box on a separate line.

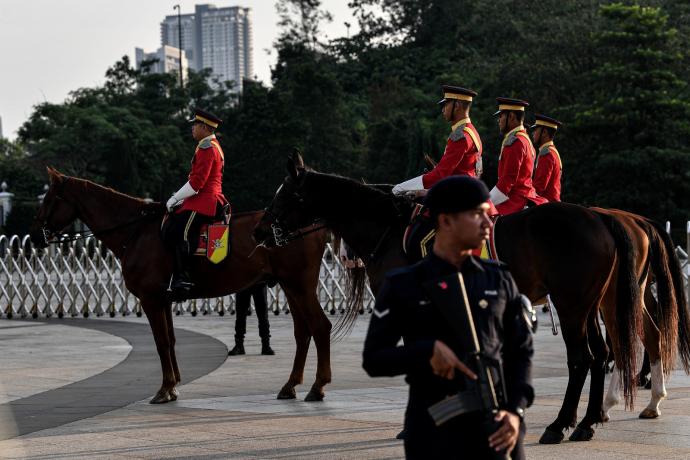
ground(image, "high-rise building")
xmin=158 ymin=4 xmax=253 ymax=91
xmin=160 ymin=12 xmax=197 ymax=70
xmin=134 ymin=45 xmax=189 ymax=81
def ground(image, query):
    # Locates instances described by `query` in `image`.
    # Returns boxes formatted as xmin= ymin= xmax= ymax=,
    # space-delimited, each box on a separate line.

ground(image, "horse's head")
xmin=254 ymin=151 xmax=320 ymax=247
xmin=29 ymin=167 xmax=79 ymax=248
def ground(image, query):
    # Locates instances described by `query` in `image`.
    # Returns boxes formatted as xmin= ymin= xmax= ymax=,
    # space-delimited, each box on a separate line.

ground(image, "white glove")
xmin=392 ymin=175 xmax=424 ymax=195
xmin=489 ymin=186 xmax=509 ymax=205
xmin=166 ymin=181 xmax=197 ymax=212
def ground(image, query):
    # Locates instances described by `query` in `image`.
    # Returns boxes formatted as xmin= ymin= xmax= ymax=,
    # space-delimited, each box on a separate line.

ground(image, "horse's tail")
xmin=331 ymin=265 xmax=367 ymax=341
xmin=645 ymin=219 xmax=690 ymax=373
xmin=329 ymin=233 xmax=368 ymax=341
xmin=595 ymin=211 xmax=642 ymax=408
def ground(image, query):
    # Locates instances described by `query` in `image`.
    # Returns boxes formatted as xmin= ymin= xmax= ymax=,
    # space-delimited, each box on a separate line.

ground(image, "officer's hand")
xmin=166 ymin=196 xmax=178 ymax=213
xmin=429 ymin=340 xmax=477 ymax=380
xmin=488 ymin=410 xmax=521 ymax=454
xmin=391 ymin=184 xmax=404 ymax=195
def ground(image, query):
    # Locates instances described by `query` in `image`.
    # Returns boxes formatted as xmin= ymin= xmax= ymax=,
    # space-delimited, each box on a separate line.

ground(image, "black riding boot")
xmin=261 ymin=336 xmax=275 ymax=355
xmin=171 ymin=242 xmax=194 ymax=294
xmin=228 ymin=338 xmax=245 ymax=356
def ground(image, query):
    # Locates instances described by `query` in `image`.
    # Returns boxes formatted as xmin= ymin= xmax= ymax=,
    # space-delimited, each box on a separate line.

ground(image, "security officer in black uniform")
xmin=362 ymin=176 xmax=534 ymax=459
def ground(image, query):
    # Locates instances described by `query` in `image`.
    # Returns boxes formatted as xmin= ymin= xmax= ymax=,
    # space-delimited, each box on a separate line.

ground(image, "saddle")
xmin=194 ymin=203 xmax=232 ymax=264
xmin=402 ymin=204 xmax=499 ymax=263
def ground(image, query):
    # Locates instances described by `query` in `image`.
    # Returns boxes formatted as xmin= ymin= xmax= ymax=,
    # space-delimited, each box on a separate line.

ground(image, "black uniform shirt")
xmin=362 ymin=251 xmax=534 ymax=433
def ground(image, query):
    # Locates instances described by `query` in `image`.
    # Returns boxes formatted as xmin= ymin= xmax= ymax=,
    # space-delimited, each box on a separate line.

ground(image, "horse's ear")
xmin=46 ymin=166 xmax=63 ymax=183
xmin=291 ymin=148 xmax=305 ymax=169
xmin=286 ymin=156 xmax=299 ymax=180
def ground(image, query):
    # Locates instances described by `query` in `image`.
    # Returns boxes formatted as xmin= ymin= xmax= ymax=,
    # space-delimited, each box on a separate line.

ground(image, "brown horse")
xmin=29 ymin=168 xmax=333 ymax=403
xmin=253 ymin=151 xmax=690 ymax=443
xmin=593 ymin=209 xmax=690 ymax=420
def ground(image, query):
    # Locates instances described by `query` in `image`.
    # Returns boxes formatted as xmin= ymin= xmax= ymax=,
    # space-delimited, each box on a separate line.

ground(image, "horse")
xmin=253 ymin=151 xmax=690 ymax=443
xmin=29 ymin=167 xmax=334 ymax=403
xmin=592 ymin=209 xmax=690 ymax=420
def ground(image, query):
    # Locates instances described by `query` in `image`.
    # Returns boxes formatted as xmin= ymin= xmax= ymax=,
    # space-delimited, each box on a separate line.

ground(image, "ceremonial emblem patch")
xmin=207 ymin=224 xmax=229 ymax=264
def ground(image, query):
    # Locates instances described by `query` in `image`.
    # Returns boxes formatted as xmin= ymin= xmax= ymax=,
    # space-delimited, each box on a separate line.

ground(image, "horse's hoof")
xmin=149 ymin=388 xmax=175 ymax=404
xmin=539 ymin=428 xmax=564 ymax=444
xmin=639 ymin=408 xmax=660 ymax=419
xmin=170 ymin=387 xmax=179 ymax=401
xmin=601 ymin=410 xmax=611 ymax=423
xmin=277 ymin=387 xmax=297 ymax=400
xmin=569 ymin=426 xmax=595 ymax=442
xmin=305 ymin=389 xmax=325 ymax=402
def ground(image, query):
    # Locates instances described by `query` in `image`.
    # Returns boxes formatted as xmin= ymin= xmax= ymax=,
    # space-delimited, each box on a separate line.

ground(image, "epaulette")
xmin=198 ymin=137 xmax=213 ymax=149
xmin=538 ymin=145 xmax=551 ymax=156
xmin=503 ymin=131 xmax=519 ymax=146
xmin=448 ymin=124 xmax=467 ymax=142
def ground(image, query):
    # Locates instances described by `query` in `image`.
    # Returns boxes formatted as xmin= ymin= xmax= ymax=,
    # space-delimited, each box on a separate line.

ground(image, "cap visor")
xmin=188 ymin=117 xmax=196 ymax=123
xmin=493 ymin=110 xmax=502 ymax=116
xmin=437 ymin=98 xmax=447 ymax=106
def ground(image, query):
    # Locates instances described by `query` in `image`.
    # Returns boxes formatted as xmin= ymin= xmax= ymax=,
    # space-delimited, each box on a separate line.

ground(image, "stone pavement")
xmin=0 ymin=310 xmax=689 ymax=459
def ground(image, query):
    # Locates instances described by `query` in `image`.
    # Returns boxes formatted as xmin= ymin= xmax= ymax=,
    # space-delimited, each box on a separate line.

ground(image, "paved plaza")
xmin=0 ymin=310 xmax=689 ymax=459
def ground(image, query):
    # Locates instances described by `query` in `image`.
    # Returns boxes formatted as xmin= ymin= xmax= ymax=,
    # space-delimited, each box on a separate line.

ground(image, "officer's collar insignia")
xmin=373 ymin=308 xmax=390 ymax=318
xmin=479 ymin=299 xmax=489 ymax=309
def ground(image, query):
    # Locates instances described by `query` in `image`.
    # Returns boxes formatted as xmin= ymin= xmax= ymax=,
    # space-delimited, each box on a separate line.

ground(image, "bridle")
xmin=38 ymin=185 xmax=162 ymax=254
xmin=261 ymin=179 xmax=325 ymax=247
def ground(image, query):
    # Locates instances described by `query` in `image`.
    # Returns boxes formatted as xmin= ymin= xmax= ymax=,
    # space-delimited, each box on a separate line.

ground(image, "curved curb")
xmin=0 ymin=318 xmax=227 ymax=440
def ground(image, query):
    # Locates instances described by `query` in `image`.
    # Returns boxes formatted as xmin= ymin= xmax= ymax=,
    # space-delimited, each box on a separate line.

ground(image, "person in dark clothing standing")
xmin=228 ymin=282 xmax=275 ymax=356
xmin=362 ymin=176 xmax=535 ymax=459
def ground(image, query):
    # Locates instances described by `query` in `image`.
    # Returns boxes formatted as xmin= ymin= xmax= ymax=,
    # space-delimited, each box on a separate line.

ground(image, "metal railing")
xmin=0 ymin=235 xmax=375 ymax=319
xmin=2 ymin=221 xmax=689 ymax=320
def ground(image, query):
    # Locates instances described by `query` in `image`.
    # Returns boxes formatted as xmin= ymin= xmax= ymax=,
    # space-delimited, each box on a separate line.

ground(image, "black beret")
xmin=424 ymin=176 xmax=490 ymax=218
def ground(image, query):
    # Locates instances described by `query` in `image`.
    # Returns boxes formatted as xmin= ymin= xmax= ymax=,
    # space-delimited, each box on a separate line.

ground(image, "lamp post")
xmin=173 ymin=4 xmax=183 ymax=88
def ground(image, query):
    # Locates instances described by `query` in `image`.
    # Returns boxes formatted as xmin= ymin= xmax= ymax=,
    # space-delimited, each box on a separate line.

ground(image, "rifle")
xmin=424 ymin=272 xmax=510 ymax=460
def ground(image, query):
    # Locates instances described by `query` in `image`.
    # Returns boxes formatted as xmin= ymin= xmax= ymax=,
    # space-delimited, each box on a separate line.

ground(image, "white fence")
xmin=0 ymin=235 xmax=375 ymax=319
xmin=2 ymin=222 xmax=689 ymax=320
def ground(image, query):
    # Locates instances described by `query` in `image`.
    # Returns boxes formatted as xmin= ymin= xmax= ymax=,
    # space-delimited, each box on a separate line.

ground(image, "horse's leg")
xmin=277 ymin=293 xmax=312 ymax=399
xmin=142 ymin=297 xmax=178 ymax=404
xmin=639 ymin=289 xmax=666 ymax=419
xmin=539 ymin=298 xmax=594 ymax=444
xmin=304 ymin=301 xmax=332 ymax=402
xmin=603 ymin=363 xmax=621 ymax=422
xmin=164 ymin=302 xmax=181 ymax=385
xmin=570 ymin=312 xmax=609 ymax=441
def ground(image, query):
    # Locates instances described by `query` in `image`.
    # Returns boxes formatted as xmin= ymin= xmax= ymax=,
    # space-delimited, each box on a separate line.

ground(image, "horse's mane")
xmin=304 ymin=171 xmax=409 ymax=222
xmin=63 ymin=175 xmax=162 ymax=211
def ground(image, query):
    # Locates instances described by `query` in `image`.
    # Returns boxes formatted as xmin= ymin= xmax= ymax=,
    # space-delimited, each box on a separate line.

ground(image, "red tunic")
xmin=422 ymin=119 xmax=483 ymax=188
xmin=178 ymin=135 xmax=227 ymax=217
xmin=495 ymin=126 xmax=547 ymax=215
xmin=533 ymin=141 xmax=562 ymax=202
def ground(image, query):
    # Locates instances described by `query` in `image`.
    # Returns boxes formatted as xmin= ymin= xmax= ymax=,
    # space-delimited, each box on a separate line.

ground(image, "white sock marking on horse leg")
xmin=643 ymin=360 xmax=667 ymax=416
xmin=603 ymin=366 xmax=621 ymax=419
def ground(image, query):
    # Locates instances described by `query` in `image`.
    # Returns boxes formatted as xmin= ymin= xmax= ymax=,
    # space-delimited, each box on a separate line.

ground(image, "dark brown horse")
xmin=253 ymin=152 xmax=690 ymax=443
xmin=29 ymin=168 xmax=333 ymax=403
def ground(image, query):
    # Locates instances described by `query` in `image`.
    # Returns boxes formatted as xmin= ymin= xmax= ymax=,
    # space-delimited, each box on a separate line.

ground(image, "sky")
xmin=0 ymin=0 xmax=358 ymax=140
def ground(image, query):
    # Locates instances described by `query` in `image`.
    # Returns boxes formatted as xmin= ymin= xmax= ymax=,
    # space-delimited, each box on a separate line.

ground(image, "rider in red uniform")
xmin=165 ymin=108 xmax=227 ymax=295
xmin=490 ymin=98 xmax=546 ymax=214
xmin=393 ymin=85 xmax=483 ymax=194
xmin=531 ymin=114 xmax=563 ymax=203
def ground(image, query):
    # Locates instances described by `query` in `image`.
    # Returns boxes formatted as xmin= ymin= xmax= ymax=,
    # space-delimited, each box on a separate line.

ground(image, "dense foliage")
xmin=2 ymin=0 xmax=689 ymax=238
